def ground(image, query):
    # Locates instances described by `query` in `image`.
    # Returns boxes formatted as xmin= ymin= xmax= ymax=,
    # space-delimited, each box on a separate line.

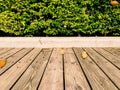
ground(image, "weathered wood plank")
xmin=84 ymin=48 xmax=120 ymax=89
xmin=0 ymin=48 xmax=4 ymax=50
xmin=73 ymin=48 xmax=118 ymax=90
xmin=0 ymin=48 xmax=41 ymax=90
xmin=105 ymin=48 xmax=120 ymax=52
xmin=64 ymin=48 xmax=91 ymax=90
xmin=0 ymin=48 xmax=22 ymax=59
xmin=11 ymin=48 xmax=52 ymax=90
xmin=0 ymin=48 xmax=12 ymax=55
xmin=104 ymin=48 xmax=120 ymax=58
xmin=93 ymin=48 xmax=120 ymax=69
xmin=38 ymin=48 xmax=63 ymax=90
xmin=0 ymin=48 xmax=33 ymax=75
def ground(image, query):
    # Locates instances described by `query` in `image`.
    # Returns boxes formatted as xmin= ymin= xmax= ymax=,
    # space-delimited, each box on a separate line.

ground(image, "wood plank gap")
xmin=62 ymin=52 xmax=65 ymax=90
xmin=0 ymin=48 xmax=33 ymax=75
xmin=6 ymin=48 xmax=24 ymax=59
xmin=38 ymin=48 xmax=64 ymax=90
xmin=10 ymin=48 xmax=43 ymax=89
xmin=74 ymin=48 xmax=117 ymax=90
xmin=0 ymin=48 xmax=41 ymax=90
xmin=103 ymin=48 xmax=120 ymax=60
xmin=64 ymin=48 xmax=91 ymax=90
xmin=36 ymin=48 xmax=54 ymax=90
xmin=0 ymin=48 xmax=23 ymax=59
xmin=11 ymin=48 xmax=52 ymax=90
xmin=93 ymin=48 xmax=120 ymax=70
xmin=72 ymin=48 xmax=92 ymax=90
xmin=83 ymin=48 xmax=120 ymax=89
xmin=0 ymin=48 xmax=13 ymax=55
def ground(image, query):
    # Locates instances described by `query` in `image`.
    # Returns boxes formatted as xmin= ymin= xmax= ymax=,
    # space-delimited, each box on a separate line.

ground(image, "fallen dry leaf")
xmin=60 ymin=49 xmax=64 ymax=55
xmin=111 ymin=1 xmax=119 ymax=6
xmin=0 ymin=58 xmax=7 ymax=68
xmin=82 ymin=51 xmax=87 ymax=59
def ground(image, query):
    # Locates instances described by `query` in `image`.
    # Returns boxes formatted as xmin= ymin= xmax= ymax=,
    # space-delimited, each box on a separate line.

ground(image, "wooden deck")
xmin=0 ymin=48 xmax=120 ymax=90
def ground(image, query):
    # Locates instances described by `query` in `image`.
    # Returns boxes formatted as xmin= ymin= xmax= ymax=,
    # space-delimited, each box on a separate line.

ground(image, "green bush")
xmin=0 ymin=0 xmax=120 ymax=36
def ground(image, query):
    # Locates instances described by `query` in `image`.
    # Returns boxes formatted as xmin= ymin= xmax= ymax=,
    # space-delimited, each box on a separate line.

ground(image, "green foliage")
xmin=0 ymin=0 xmax=120 ymax=36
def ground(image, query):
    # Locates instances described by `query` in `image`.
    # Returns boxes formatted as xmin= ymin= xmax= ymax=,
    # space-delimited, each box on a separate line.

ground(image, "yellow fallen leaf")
xmin=111 ymin=1 xmax=119 ymax=6
xmin=0 ymin=58 xmax=7 ymax=68
xmin=82 ymin=51 xmax=87 ymax=59
xmin=60 ymin=49 xmax=64 ymax=55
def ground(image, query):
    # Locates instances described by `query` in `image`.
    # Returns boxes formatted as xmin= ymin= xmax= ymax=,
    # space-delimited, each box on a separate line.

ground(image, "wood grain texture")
xmin=84 ymin=48 xmax=120 ymax=89
xmin=11 ymin=48 xmax=52 ymax=90
xmin=0 ymin=48 xmax=4 ymax=52
xmin=104 ymin=48 xmax=120 ymax=59
xmin=0 ymin=48 xmax=41 ymax=90
xmin=73 ymin=48 xmax=118 ymax=90
xmin=0 ymin=48 xmax=32 ymax=75
xmin=38 ymin=48 xmax=63 ymax=90
xmin=64 ymin=48 xmax=91 ymax=90
xmin=0 ymin=48 xmax=119 ymax=90
xmin=0 ymin=48 xmax=12 ymax=55
xmin=93 ymin=48 xmax=120 ymax=69
xmin=0 ymin=48 xmax=22 ymax=59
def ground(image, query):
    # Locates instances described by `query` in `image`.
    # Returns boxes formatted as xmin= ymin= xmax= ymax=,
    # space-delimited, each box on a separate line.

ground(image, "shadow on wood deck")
xmin=0 ymin=48 xmax=120 ymax=90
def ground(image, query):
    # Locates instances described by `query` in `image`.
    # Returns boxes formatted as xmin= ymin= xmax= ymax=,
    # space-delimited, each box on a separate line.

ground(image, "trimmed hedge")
xmin=0 ymin=0 xmax=120 ymax=36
